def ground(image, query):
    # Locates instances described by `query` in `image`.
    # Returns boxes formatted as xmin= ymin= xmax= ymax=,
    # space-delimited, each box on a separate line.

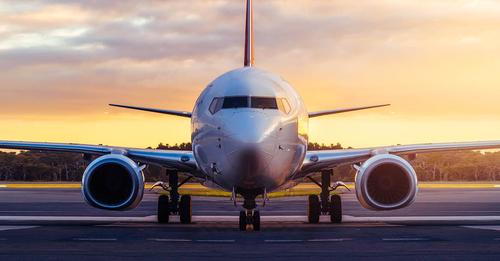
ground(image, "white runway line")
xmin=462 ymin=226 xmax=500 ymax=231
xmin=382 ymin=238 xmax=429 ymax=241
xmin=308 ymin=238 xmax=352 ymax=242
xmin=343 ymin=215 xmax=500 ymax=222
xmin=0 ymin=185 xmax=7 ymax=188
xmin=0 ymin=226 xmax=38 ymax=231
xmin=1 ymin=215 xmax=500 ymax=223
xmin=265 ymin=239 xmax=304 ymax=243
xmin=196 ymin=239 xmax=235 ymax=243
xmin=0 ymin=216 xmax=157 ymax=222
xmin=495 ymin=185 xmax=500 ymax=188
xmin=73 ymin=238 xmax=117 ymax=241
xmin=148 ymin=238 xmax=192 ymax=242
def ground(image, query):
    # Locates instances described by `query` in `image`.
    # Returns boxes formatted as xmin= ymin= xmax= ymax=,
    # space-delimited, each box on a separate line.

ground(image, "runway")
xmin=0 ymin=186 xmax=499 ymax=260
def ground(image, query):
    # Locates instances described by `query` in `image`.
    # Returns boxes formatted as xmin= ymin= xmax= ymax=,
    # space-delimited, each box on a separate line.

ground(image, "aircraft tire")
xmin=329 ymin=194 xmax=342 ymax=223
xmin=308 ymin=195 xmax=321 ymax=223
xmin=158 ymin=195 xmax=170 ymax=223
xmin=252 ymin=210 xmax=261 ymax=231
xmin=239 ymin=211 xmax=247 ymax=231
xmin=179 ymin=195 xmax=192 ymax=224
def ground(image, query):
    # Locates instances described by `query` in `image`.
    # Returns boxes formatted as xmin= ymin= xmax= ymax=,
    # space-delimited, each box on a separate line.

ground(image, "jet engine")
xmin=355 ymin=154 xmax=418 ymax=210
xmin=81 ymin=154 xmax=144 ymax=210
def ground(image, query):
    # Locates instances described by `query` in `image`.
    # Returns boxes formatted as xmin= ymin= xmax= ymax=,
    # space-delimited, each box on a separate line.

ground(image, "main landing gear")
xmin=155 ymin=170 xmax=193 ymax=224
xmin=307 ymin=169 xmax=348 ymax=224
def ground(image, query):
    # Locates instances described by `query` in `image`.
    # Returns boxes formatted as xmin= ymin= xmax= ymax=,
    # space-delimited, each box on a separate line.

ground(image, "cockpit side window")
xmin=251 ymin=97 xmax=278 ymax=109
xmin=209 ymin=97 xmax=223 ymax=114
xmin=222 ymin=96 xmax=249 ymax=109
xmin=277 ymin=98 xmax=291 ymax=114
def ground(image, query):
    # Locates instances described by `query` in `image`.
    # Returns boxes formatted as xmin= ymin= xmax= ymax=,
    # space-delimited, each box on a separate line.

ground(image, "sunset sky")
xmin=1 ymin=0 xmax=500 ymax=149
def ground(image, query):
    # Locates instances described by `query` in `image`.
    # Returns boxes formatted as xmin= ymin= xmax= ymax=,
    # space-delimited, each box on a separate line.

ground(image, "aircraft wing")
xmin=109 ymin=104 xmax=192 ymax=118
xmin=0 ymin=140 xmax=199 ymax=175
xmin=308 ymin=104 xmax=390 ymax=118
xmin=298 ymin=140 xmax=500 ymax=178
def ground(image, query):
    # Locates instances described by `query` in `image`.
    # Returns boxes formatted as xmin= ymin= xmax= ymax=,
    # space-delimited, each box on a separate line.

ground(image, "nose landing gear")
xmin=239 ymin=209 xmax=260 ymax=231
xmin=307 ymin=169 xmax=347 ymax=224
xmin=238 ymin=196 xmax=261 ymax=231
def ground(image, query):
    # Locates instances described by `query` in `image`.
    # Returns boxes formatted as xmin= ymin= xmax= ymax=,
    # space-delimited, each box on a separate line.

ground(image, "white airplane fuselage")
xmin=191 ymin=67 xmax=309 ymax=193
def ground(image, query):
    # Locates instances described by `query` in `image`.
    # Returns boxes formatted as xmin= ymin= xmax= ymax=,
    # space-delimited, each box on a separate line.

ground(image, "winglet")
xmin=109 ymin=104 xmax=192 ymax=118
xmin=244 ymin=0 xmax=254 ymax=67
xmin=309 ymin=104 xmax=390 ymax=118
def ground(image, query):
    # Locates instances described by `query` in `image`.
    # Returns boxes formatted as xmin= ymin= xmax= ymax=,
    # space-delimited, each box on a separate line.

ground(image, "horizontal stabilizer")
xmin=109 ymin=104 xmax=192 ymax=118
xmin=309 ymin=104 xmax=390 ymax=118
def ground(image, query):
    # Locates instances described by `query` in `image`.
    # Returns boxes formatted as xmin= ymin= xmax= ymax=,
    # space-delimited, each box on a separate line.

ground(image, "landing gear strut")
xmin=238 ymin=196 xmax=261 ymax=231
xmin=307 ymin=169 xmax=344 ymax=224
xmin=156 ymin=170 xmax=192 ymax=224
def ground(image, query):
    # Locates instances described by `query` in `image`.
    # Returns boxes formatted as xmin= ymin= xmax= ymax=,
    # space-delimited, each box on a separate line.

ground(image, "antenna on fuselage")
xmin=244 ymin=0 xmax=254 ymax=67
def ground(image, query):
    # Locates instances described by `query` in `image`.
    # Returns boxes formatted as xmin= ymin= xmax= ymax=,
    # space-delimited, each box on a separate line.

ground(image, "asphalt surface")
xmin=0 ymin=187 xmax=499 ymax=260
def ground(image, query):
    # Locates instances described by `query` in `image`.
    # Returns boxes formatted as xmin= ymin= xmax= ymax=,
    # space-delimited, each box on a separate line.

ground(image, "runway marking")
xmin=382 ymin=238 xmax=429 ymax=241
xmin=73 ymin=238 xmax=117 ymax=241
xmin=495 ymin=185 xmax=500 ymax=188
xmin=0 ymin=185 xmax=7 ymax=188
xmin=196 ymin=239 xmax=235 ymax=243
xmin=343 ymin=215 xmax=500 ymax=222
xmin=308 ymin=238 xmax=352 ymax=242
xmin=1 ymin=215 xmax=500 ymax=223
xmin=0 ymin=215 xmax=157 ymax=222
xmin=462 ymin=226 xmax=500 ymax=232
xmin=265 ymin=239 xmax=304 ymax=243
xmin=0 ymin=226 xmax=38 ymax=231
xmin=148 ymin=238 xmax=192 ymax=242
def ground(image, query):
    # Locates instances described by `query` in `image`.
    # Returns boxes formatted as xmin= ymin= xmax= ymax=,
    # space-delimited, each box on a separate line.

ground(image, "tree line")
xmin=0 ymin=142 xmax=498 ymax=182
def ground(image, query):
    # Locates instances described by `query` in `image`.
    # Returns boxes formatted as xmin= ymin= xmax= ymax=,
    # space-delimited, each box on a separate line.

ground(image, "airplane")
xmin=2 ymin=0 xmax=500 ymax=231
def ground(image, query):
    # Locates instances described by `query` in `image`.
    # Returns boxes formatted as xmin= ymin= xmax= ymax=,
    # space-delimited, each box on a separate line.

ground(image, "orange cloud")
xmin=1 ymin=0 xmax=500 ymax=148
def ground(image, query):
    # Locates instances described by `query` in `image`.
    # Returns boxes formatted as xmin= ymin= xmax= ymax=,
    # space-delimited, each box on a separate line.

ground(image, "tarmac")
xmin=0 ymin=184 xmax=499 ymax=260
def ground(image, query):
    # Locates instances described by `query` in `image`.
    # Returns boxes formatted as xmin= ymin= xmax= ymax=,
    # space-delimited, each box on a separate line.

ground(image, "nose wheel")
xmin=239 ymin=210 xmax=260 ymax=231
xmin=238 ymin=196 xmax=261 ymax=231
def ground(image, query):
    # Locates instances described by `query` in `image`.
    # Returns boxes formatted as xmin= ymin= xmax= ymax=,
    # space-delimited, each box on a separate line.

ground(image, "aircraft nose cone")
xmin=223 ymin=111 xmax=278 ymax=144
xmin=236 ymin=147 xmax=263 ymax=188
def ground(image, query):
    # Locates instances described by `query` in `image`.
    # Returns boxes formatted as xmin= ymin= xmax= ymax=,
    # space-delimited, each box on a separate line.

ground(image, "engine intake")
xmin=82 ymin=154 xmax=144 ymax=210
xmin=355 ymin=154 xmax=418 ymax=210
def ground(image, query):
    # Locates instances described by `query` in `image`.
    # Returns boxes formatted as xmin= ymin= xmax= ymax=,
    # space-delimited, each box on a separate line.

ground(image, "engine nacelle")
xmin=82 ymin=154 xmax=144 ymax=210
xmin=355 ymin=154 xmax=418 ymax=210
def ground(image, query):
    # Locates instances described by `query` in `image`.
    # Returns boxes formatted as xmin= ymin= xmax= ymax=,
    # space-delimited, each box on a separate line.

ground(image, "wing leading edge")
xmin=0 ymin=140 xmax=199 ymax=175
xmin=109 ymin=104 xmax=192 ymax=118
xmin=308 ymin=104 xmax=390 ymax=118
xmin=299 ymin=140 xmax=500 ymax=178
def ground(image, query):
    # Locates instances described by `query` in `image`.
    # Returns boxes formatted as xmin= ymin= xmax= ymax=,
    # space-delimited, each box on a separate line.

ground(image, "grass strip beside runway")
xmin=0 ymin=183 xmax=499 ymax=198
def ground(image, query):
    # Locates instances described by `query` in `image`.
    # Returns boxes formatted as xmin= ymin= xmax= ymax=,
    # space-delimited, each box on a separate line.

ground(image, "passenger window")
xmin=222 ymin=96 xmax=249 ymax=109
xmin=251 ymin=97 xmax=278 ymax=109
xmin=277 ymin=98 xmax=291 ymax=114
xmin=209 ymin=98 xmax=223 ymax=114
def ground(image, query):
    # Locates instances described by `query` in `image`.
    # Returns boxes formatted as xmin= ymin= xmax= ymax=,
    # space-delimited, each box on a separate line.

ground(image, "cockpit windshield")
xmin=251 ymin=97 xmax=278 ymax=109
xmin=209 ymin=96 xmax=290 ymax=114
xmin=222 ymin=96 xmax=249 ymax=109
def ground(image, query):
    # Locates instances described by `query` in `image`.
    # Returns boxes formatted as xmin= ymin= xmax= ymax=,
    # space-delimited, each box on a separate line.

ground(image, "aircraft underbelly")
xmin=193 ymin=134 xmax=304 ymax=192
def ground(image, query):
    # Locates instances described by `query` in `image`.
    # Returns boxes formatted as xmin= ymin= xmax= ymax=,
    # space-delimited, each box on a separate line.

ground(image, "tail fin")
xmin=244 ymin=0 xmax=254 ymax=67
